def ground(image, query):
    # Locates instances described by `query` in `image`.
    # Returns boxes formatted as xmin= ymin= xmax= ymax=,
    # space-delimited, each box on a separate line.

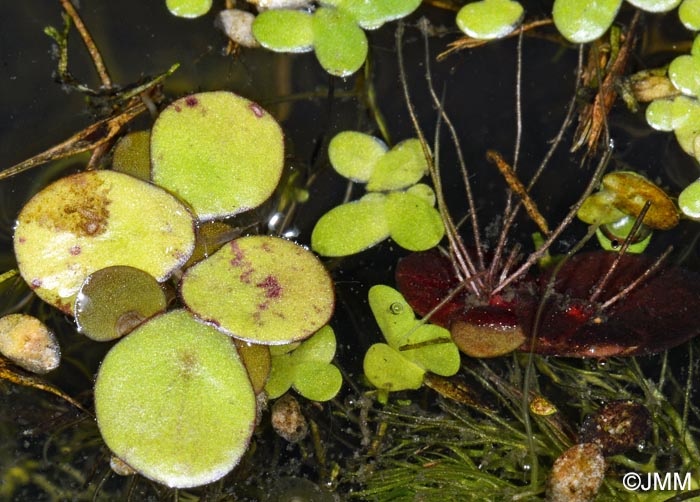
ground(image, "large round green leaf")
xmin=456 ymin=0 xmax=524 ymax=40
xmin=312 ymin=7 xmax=368 ymax=77
xmin=181 ymin=236 xmax=334 ymax=344
xmin=14 ymin=170 xmax=195 ymax=313
xmin=94 ymin=310 xmax=256 ymax=488
xmin=311 ymin=197 xmax=389 ymax=256
xmin=151 ymin=92 xmax=284 ymax=221
xmin=552 ymin=0 xmax=622 ymax=44
xmin=252 ymin=10 xmax=314 ymax=53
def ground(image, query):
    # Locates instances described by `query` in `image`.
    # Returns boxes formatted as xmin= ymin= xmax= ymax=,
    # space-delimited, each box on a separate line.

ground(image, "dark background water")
xmin=1 ymin=1 xmax=699 ymax=500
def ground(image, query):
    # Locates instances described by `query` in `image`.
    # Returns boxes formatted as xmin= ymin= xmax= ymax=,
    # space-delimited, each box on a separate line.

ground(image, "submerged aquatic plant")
xmin=3 ymin=2 xmax=700 ymax=500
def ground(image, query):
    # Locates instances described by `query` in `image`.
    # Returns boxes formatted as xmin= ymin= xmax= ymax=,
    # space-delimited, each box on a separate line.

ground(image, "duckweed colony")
xmin=2 ymin=1 xmax=700 ymax=500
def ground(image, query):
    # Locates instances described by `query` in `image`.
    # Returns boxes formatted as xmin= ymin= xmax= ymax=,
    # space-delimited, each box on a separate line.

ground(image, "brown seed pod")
xmin=546 ymin=443 xmax=606 ymax=502
xmin=578 ymin=400 xmax=652 ymax=456
xmin=271 ymin=394 xmax=308 ymax=443
xmin=0 ymin=314 xmax=60 ymax=374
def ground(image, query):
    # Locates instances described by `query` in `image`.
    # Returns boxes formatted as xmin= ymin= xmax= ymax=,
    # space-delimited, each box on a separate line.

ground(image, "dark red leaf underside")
xmin=396 ymin=250 xmax=700 ymax=357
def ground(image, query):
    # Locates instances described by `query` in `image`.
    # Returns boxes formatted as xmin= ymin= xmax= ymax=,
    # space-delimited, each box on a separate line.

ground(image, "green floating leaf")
xmin=252 ymin=9 xmax=314 ymax=53
xmin=646 ymin=96 xmax=696 ymax=133
xmin=151 ymin=91 xmax=284 ymax=221
xmin=367 ymin=285 xmax=460 ymax=381
xmin=552 ymin=0 xmax=622 ymax=44
xmin=367 ymin=139 xmax=428 ymax=192
xmin=265 ymin=326 xmax=342 ymax=401
xmin=680 ymin=0 xmax=700 ymax=28
xmin=0 ymin=314 xmax=60 ymax=374
xmin=368 ymin=284 xmax=418 ymax=348
xmin=669 ymin=55 xmax=700 ymax=97
xmin=311 ymin=197 xmax=389 ymax=257
xmin=679 ymin=179 xmax=700 ymax=220
xmin=75 ymin=266 xmax=167 ymax=342
xmin=626 ymin=0 xmax=681 ymax=12
xmin=400 ymin=324 xmax=461 ymax=377
xmin=322 ymin=0 xmax=422 ymax=30
xmin=293 ymin=362 xmax=342 ymax=401
xmin=14 ymin=170 xmax=195 ymax=313
xmin=406 ymin=183 xmax=436 ymax=206
xmin=577 ymin=191 xmax=626 ymax=225
xmin=328 ymin=131 xmax=387 ymax=182
xmin=456 ymin=0 xmax=524 ymax=40
xmin=363 ymin=343 xmax=425 ymax=391
xmin=166 ymin=0 xmax=212 ymax=18
xmin=645 ymin=99 xmax=675 ymax=132
xmin=112 ymin=131 xmax=151 ymax=180
xmin=181 ymin=235 xmax=334 ymax=345
xmin=94 ymin=310 xmax=256 ymax=488
xmin=596 ymin=216 xmax=652 ymax=253
xmin=693 ymin=33 xmax=700 ymax=57
xmin=386 ymin=192 xmax=444 ymax=251
xmin=674 ymin=102 xmax=700 ymax=159
xmin=312 ymin=7 xmax=368 ymax=77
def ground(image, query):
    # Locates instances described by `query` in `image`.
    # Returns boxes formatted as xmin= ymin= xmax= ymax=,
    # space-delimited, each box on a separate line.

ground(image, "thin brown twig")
xmin=0 ymin=101 xmax=146 ymax=181
xmin=0 ymin=358 xmax=90 ymax=415
xmin=59 ymin=0 xmax=112 ymax=88
xmin=572 ymin=11 xmax=640 ymax=154
xmin=491 ymin=146 xmax=612 ymax=296
xmin=600 ymin=246 xmax=673 ymax=311
xmin=588 ymin=201 xmax=651 ymax=305
xmin=438 ymin=19 xmax=553 ymax=61
xmin=486 ymin=150 xmax=550 ymax=236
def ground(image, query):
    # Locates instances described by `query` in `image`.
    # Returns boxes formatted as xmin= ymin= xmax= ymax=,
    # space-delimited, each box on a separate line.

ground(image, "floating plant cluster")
xmin=4 ymin=1 xmax=700 ymax=500
xmin=7 ymin=91 xmax=339 ymax=488
xmin=312 ymin=132 xmax=444 ymax=256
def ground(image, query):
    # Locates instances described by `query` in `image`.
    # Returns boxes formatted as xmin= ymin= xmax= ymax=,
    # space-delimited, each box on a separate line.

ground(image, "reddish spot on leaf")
xmin=174 ymin=105 xmax=182 ymax=112
xmin=18 ymin=237 xmax=26 ymax=244
xmin=69 ymin=245 xmax=81 ymax=256
xmin=240 ymin=269 xmax=253 ymax=284
xmin=230 ymin=241 xmax=246 ymax=267
xmin=30 ymin=279 xmax=42 ymax=289
xmin=185 ymin=96 xmax=199 ymax=107
xmin=249 ymin=103 xmax=264 ymax=118
xmin=257 ymin=275 xmax=282 ymax=299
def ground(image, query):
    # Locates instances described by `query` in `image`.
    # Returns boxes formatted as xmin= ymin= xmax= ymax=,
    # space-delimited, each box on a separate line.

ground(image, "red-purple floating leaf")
xmin=395 ymin=250 xmax=469 ymax=327
xmin=396 ymin=250 xmax=700 ymax=357
xmin=529 ymin=252 xmax=700 ymax=357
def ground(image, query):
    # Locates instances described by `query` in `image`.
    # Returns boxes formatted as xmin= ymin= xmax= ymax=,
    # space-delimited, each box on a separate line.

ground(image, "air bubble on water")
xmin=283 ymin=227 xmax=300 ymax=238
xmin=267 ymin=212 xmax=283 ymax=231
xmin=389 ymin=302 xmax=403 ymax=315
